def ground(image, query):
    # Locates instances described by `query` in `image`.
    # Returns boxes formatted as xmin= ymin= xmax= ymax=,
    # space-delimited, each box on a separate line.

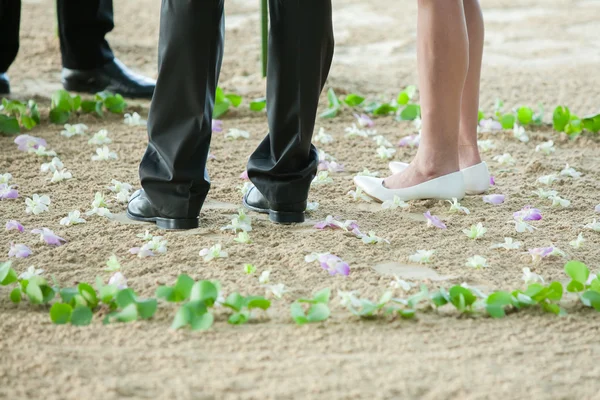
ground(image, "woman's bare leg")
xmin=458 ymin=0 xmax=484 ymax=169
xmin=385 ymin=0 xmax=468 ymax=189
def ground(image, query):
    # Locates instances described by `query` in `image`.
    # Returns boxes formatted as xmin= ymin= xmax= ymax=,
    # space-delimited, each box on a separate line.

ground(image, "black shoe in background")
xmin=62 ymin=58 xmax=155 ymax=99
xmin=0 ymin=73 xmax=10 ymax=95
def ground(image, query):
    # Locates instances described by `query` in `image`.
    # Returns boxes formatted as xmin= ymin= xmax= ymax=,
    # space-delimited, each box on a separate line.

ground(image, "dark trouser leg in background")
xmin=136 ymin=0 xmax=224 ymax=222
xmin=57 ymin=0 xmax=155 ymax=98
xmin=57 ymin=0 xmax=114 ymax=70
xmin=246 ymin=0 xmax=334 ymax=208
xmin=0 ymin=0 xmax=21 ymax=94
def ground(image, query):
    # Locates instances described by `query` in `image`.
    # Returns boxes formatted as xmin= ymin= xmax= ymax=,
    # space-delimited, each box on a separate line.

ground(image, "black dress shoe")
xmin=0 ymin=73 xmax=9 ymax=95
xmin=127 ymin=189 xmax=199 ymax=230
xmin=243 ymin=186 xmax=306 ymax=224
xmin=62 ymin=58 xmax=155 ymax=99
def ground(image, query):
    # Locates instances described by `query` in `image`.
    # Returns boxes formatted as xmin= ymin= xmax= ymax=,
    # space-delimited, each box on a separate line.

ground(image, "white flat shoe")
xmin=354 ymin=171 xmax=465 ymax=203
xmin=388 ymin=161 xmax=490 ymax=195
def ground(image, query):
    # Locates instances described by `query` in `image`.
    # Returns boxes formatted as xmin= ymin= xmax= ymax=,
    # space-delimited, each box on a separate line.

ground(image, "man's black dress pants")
xmin=0 ymin=0 xmax=115 ymax=73
xmin=139 ymin=0 xmax=334 ymax=219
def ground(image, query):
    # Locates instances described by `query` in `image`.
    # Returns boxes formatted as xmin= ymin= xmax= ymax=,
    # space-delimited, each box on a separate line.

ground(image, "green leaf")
xmin=313 ymin=288 xmax=331 ymax=304
xmin=109 ymin=303 xmax=138 ymax=323
xmin=40 ymin=285 xmax=56 ymax=304
xmin=189 ymin=280 xmax=218 ymax=306
xmin=136 ymin=299 xmax=157 ymax=320
xmin=552 ymin=106 xmax=570 ymax=132
xmin=449 ymin=286 xmax=476 ymax=311
xmin=60 ymin=287 xmax=79 ymax=305
xmin=500 ymin=113 xmax=515 ymax=129
xmin=565 ymin=118 xmax=582 ymax=136
xmin=250 ymin=98 xmax=266 ymax=112
xmin=171 ymin=306 xmax=192 ymax=330
xmin=228 ymin=311 xmax=249 ymax=325
xmin=398 ymin=309 xmax=416 ymax=319
xmin=319 ymin=107 xmax=339 ymax=119
xmin=517 ymin=107 xmax=533 ymax=125
xmin=26 ymin=281 xmax=43 ymax=304
xmin=0 ymin=262 xmax=17 ymax=285
xmin=397 ymin=85 xmax=416 ymax=106
xmin=430 ymin=291 xmax=448 ymax=307
xmin=398 ymin=104 xmax=421 ymax=121
xmin=290 ymin=302 xmax=308 ymax=325
xmin=477 ymin=110 xmax=485 ymax=123
xmin=51 ymin=90 xmax=73 ymax=112
xmin=21 ymin=115 xmax=36 ymax=130
xmin=225 ymin=94 xmax=242 ymax=107
xmin=486 ymin=291 xmax=513 ymax=318
xmin=567 ymin=281 xmax=584 ymax=293
xmin=372 ymin=103 xmax=397 ymax=116
xmin=104 ymin=94 xmax=127 ymax=113
xmin=50 ymin=303 xmax=73 ymax=324
xmin=223 ymin=292 xmax=245 ymax=312
xmin=344 ymin=93 xmax=365 ymax=107
xmin=99 ymin=284 xmax=118 ymax=304
xmin=116 ymin=288 xmax=136 ymax=308
xmin=70 ymin=306 xmax=94 ymax=326
xmin=582 ymin=113 xmax=600 ymax=133
xmin=49 ymin=109 xmax=70 ymax=124
xmin=547 ymin=282 xmax=564 ymax=301
xmin=213 ymin=100 xmax=231 ymax=119
xmin=0 ymin=115 xmax=20 ymax=135
xmin=190 ymin=312 xmax=214 ymax=331
xmin=246 ymin=296 xmax=271 ymax=310
xmin=170 ymin=274 xmax=195 ymax=302
xmin=307 ymin=303 xmax=330 ymax=322
xmin=81 ymin=100 xmax=98 ymax=113
xmin=581 ymin=291 xmax=600 ymax=311
xmin=78 ymin=283 xmax=98 ymax=308
xmin=72 ymin=95 xmax=81 ymax=111
xmin=326 ymin=88 xmax=341 ymax=108
xmin=565 ymin=261 xmax=589 ymax=284
xmin=94 ymin=101 xmax=104 ymax=117
xmin=10 ymin=287 xmax=21 ymax=303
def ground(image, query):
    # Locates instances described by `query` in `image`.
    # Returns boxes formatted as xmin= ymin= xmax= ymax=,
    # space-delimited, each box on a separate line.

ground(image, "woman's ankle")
xmin=458 ymin=144 xmax=482 ymax=169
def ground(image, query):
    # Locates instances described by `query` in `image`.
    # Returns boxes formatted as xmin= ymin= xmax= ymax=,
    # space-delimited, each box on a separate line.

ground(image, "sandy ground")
xmin=2 ymin=0 xmax=600 ymax=399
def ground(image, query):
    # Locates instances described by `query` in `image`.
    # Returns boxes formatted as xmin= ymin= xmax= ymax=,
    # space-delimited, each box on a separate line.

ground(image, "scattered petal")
xmin=258 ymin=270 xmax=270 ymax=284
xmin=513 ymin=206 xmax=542 ymax=221
xmin=493 ymin=153 xmax=516 ymax=166
xmin=537 ymin=174 xmax=558 ymax=185
xmin=318 ymin=160 xmax=344 ymax=173
xmin=490 ymin=176 xmax=496 ymax=186
xmin=465 ymin=255 xmax=488 ymax=269
xmin=483 ymin=194 xmax=506 ymax=205
xmin=224 ymin=128 xmax=250 ymax=140
xmin=31 ymin=227 xmax=66 ymax=246
xmin=243 ymin=264 xmax=256 ymax=274
xmin=549 ymin=195 xmax=570 ymax=208
xmin=382 ymin=195 xmax=409 ymax=210
xmin=105 ymin=254 xmax=121 ymax=271
xmin=234 ymin=231 xmax=252 ymax=244
xmin=347 ymin=187 xmax=372 ymax=202
xmin=199 ymin=244 xmax=228 ymax=262
xmin=312 ymin=171 xmax=333 ymax=185
xmin=522 ymin=267 xmax=544 ymax=284
xmin=512 ymin=124 xmax=529 ymax=143
xmin=0 ymin=173 xmax=12 ymax=184
xmin=91 ymin=146 xmax=118 ymax=161
xmin=390 ymin=276 xmax=413 ymax=291
xmin=14 ymin=135 xmax=47 ymax=152
xmin=490 ymin=237 xmax=522 ymax=250
xmin=306 ymin=253 xmax=350 ymax=276
xmin=345 ymin=123 xmax=376 ymax=138
xmin=8 ymin=243 xmax=32 ymax=258
xmin=397 ymin=134 xmax=420 ymax=148
xmin=239 ymin=170 xmax=249 ymax=180
xmin=49 ymin=169 xmax=73 ymax=183
xmin=130 ymin=244 xmax=154 ymax=258
xmin=88 ymin=130 xmax=112 ymax=145
xmin=306 ymin=202 xmax=319 ymax=212
xmin=479 ymin=118 xmax=502 ymax=133
xmin=5 ymin=220 xmax=24 ymax=232
xmin=477 ymin=139 xmax=496 ymax=152
xmin=408 ymin=250 xmax=435 ymax=264
xmin=41 ymin=157 xmax=64 ymax=173
xmin=560 ymin=164 xmax=582 ymax=179
xmin=212 ymin=120 xmax=223 ymax=132
xmin=535 ymin=140 xmax=555 ymax=155
xmin=376 ymin=146 xmax=396 ymax=160
xmin=314 ymin=127 xmax=334 ymax=144
xmin=373 ymin=135 xmax=392 ymax=147
xmin=238 ymin=182 xmax=253 ymax=196
xmin=61 ymin=123 xmax=88 ymax=137
xmin=528 ymin=246 xmax=554 ymax=263
xmin=447 ymin=198 xmax=470 ymax=214
xmin=569 ymin=233 xmax=585 ymax=249
xmin=0 ymin=184 xmax=19 ymax=200
xmin=584 ymin=219 xmax=600 ymax=232
xmin=30 ymin=146 xmax=57 ymax=157
xmin=356 ymin=168 xmax=379 ymax=177
xmin=123 ymin=112 xmax=147 ymax=126
xmin=357 ymin=231 xmax=390 ymax=244
xmin=424 ymin=211 xmax=446 ymax=229
xmin=19 ymin=266 xmax=44 ymax=280
xmin=108 ymin=272 xmax=128 ymax=289
xmin=354 ymin=113 xmax=374 ymax=128
xmin=463 ymin=223 xmax=486 ymax=239
xmin=25 ymin=194 xmax=50 ymax=214
xmin=532 ymin=188 xmax=557 ymax=199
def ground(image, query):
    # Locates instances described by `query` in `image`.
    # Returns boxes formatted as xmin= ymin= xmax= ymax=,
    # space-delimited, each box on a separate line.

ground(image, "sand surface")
xmin=2 ymin=0 xmax=600 ymax=399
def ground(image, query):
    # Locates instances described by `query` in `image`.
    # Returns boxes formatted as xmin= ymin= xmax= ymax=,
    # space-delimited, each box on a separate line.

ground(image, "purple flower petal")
xmin=31 ymin=227 xmax=67 ymax=246
xmin=424 ymin=211 xmax=446 ymax=229
xmin=513 ymin=206 xmax=542 ymax=221
xmin=483 ymin=194 xmax=506 ymax=205
xmin=318 ymin=254 xmax=350 ymax=276
xmin=5 ymin=220 xmax=24 ymax=232
xmin=8 ymin=243 xmax=32 ymax=258
xmin=490 ymin=176 xmax=496 ymax=186
xmin=0 ymin=184 xmax=19 ymax=200
xmin=212 ymin=120 xmax=223 ymax=133
xmin=14 ymin=134 xmax=47 ymax=152
xmin=528 ymin=246 xmax=553 ymax=261
xmin=479 ymin=119 xmax=502 ymax=132
xmin=398 ymin=134 xmax=420 ymax=148
xmin=353 ymin=113 xmax=374 ymax=128
xmin=240 ymin=170 xmax=249 ymax=180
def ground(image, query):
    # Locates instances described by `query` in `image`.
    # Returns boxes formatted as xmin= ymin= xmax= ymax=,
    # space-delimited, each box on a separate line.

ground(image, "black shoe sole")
xmin=242 ymin=197 xmax=305 ymax=224
xmin=126 ymin=210 xmax=199 ymax=230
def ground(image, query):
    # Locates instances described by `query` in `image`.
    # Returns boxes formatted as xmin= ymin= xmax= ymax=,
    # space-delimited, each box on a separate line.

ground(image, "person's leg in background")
xmin=0 ymin=0 xmax=22 ymax=94
xmin=57 ymin=0 xmax=155 ymax=98
xmin=244 ymin=0 xmax=335 ymax=224
xmin=127 ymin=0 xmax=225 ymax=229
